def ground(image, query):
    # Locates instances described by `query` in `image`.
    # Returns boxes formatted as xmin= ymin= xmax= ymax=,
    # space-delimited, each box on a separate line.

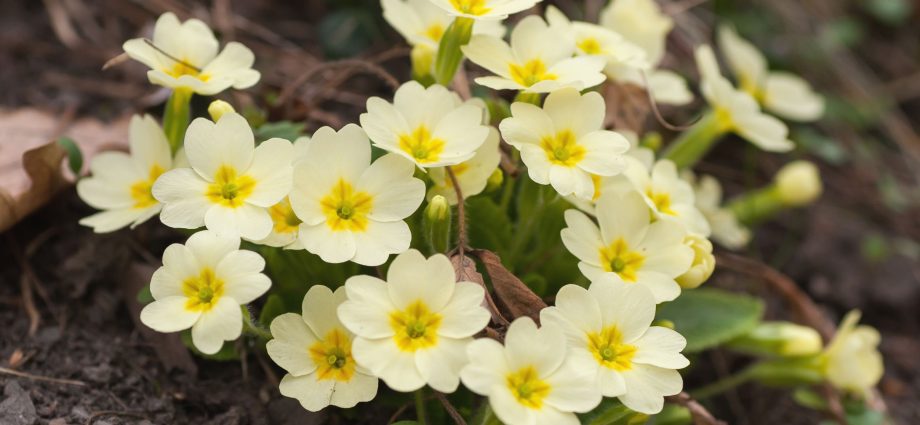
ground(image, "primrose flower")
xmin=267 ymin=285 xmax=378 ymax=411
xmin=462 ymin=15 xmax=606 ymax=93
xmin=821 ymin=310 xmax=884 ymax=395
xmin=140 ymin=231 xmax=270 ymax=354
xmin=251 ymin=137 xmax=311 ymax=249
xmin=289 ymin=125 xmax=425 ymax=266
xmin=675 ymin=234 xmax=715 ymax=289
xmin=684 ymin=172 xmax=751 ymax=249
xmin=361 ymin=81 xmax=490 ymax=168
xmin=428 ymin=0 xmax=541 ymax=20
xmin=152 ymin=112 xmax=293 ymax=240
xmin=544 ymin=6 xmax=648 ymax=77
xmin=696 ymin=45 xmax=794 ymax=152
xmin=460 ymin=317 xmax=602 ymax=425
xmin=561 ymin=191 xmax=694 ymax=303
xmin=499 ymin=88 xmax=629 ymax=200
xmin=77 ymin=115 xmax=172 ymax=233
xmin=718 ymin=26 xmax=824 ymax=122
xmin=598 ymin=0 xmax=692 ymax=105
xmin=540 ymin=278 xmax=688 ymax=414
xmin=338 ymin=250 xmax=491 ymax=393
xmin=122 ymin=12 xmax=259 ymax=95
xmin=427 ymin=127 xmax=501 ymax=204
xmin=607 ymin=159 xmax=710 ymax=236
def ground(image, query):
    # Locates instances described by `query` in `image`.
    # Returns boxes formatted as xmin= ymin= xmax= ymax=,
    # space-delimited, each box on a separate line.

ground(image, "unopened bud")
xmin=774 ymin=161 xmax=822 ymax=206
xmin=411 ymin=45 xmax=435 ymax=81
xmin=676 ymin=235 xmax=715 ymax=289
xmin=729 ymin=321 xmax=823 ymax=357
xmin=208 ymin=100 xmax=236 ymax=122
xmin=423 ymin=195 xmax=452 ymax=253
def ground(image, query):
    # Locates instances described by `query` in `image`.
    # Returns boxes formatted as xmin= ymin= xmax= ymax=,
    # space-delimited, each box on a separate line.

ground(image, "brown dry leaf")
xmin=603 ymin=81 xmax=651 ymax=134
xmin=451 ymin=253 xmax=509 ymax=326
xmin=0 ymin=108 xmax=130 ymax=231
xmin=474 ymin=249 xmax=547 ymax=323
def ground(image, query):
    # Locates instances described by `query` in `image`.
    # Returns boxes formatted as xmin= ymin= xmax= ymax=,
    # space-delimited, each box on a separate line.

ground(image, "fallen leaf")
xmin=0 ymin=108 xmax=130 ymax=231
xmin=603 ymin=81 xmax=650 ymax=134
xmin=474 ymin=249 xmax=547 ymax=323
xmin=450 ymin=253 xmax=509 ymax=326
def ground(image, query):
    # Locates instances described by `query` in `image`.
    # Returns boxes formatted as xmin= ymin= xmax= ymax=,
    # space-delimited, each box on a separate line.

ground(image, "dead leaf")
xmin=603 ymin=81 xmax=650 ymax=134
xmin=0 ymin=108 xmax=130 ymax=231
xmin=450 ymin=253 xmax=509 ymax=326
xmin=474 ymin=249 xmax=547 ymax=323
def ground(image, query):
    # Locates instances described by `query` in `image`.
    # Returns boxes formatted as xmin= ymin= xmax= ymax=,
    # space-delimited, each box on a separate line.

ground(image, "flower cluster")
xmin=75 ymin=3 xmax=884 ymax=424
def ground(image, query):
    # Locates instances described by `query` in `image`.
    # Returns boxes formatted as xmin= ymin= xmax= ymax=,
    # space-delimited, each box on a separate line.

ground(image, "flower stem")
xmin=242 ymin=308 xmax=273 ymax=342
xmin=434 ymin=17 xmax=475 ymax=86
xmin=163 ymin=88 xmax=193 ymax=154
xmin=690 ymin=367 xmax=756 ymax=399
xmin=414 ymin=389 xmax=429 ymax=425
xmin=662 ymin=112 xmax=725 ymax=169
xmin=513 ymin=91 xmax=542 ymax=106
xmin=727 ymin=185 xmax=784 ymax=226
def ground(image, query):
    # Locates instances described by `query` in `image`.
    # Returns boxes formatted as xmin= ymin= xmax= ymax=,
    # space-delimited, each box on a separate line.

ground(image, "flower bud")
xmin=484 ymin=168 xmax=503 ymax=193
xmin=730 ymin=322 xmax=823 ymax=358
xmin=821 ymin=310 xmax=883 ymax=395
xmin=411 ymin=45 xmax=435 ymax=81
xmin=423 ymin=195 xmax=452 ymax=253
xmin=774 ymin=161 xmax=822 ymax=206
xmin=208 ymin=100 xmax=236 ymax=122
xmin=675 ymin=235 xmax=715 ymax=289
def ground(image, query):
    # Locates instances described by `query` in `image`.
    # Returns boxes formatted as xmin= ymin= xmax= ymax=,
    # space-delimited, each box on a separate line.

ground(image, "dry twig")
xmin=666 ymin=392 xmax=727 ymax=425
xmin=0 ymin=366 xmax=86 ymax=387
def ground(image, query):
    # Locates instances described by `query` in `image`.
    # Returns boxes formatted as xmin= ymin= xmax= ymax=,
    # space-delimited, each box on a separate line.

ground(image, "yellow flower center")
xmin=443 ymin=162 xmax=470 ymax=188
xmin=713 ymin=106 xmax=734 ymax=131
xmin=205 ymin=165 xmax=256 ymax=208
xmin=320 ymin=179 xmax=373 ymax=232
xmin=389 ymin=300 xmax=442 ymax=352
xmin=130 ymin=164 xmax=165 ymax=209
xmin=424 ymin=24 xmax=445 ymax=42
xmin=164 ymin=56 xmax=210 ymax=81
xmin=509 ymin=59 xmax=557 ymax=87
xmin=587 ymin=325 xmax=637 ymax=371
xmin=308 ymin=328 xmax=357 ymax=382
xmin=645 ymin=188 xmax=677 ymax=216
xmin=450 ymin=0 xmax=492 ymax=15
xmin=398 ymin=125 xmax=445 ymax=164
xmin=505 ymin=366 xmax=551 ymax=409
xmin=599 ymin=238 xmax=645 ymax=282
xmin=268 ymin=198 xmax=301 ymax=234
xmin=577 ymin=37 xmax=604 ymax=55
xmin=181 ymin=268 xmax=224 ymax=312
xmin=540 ymin=129 xmax=585 ymax=167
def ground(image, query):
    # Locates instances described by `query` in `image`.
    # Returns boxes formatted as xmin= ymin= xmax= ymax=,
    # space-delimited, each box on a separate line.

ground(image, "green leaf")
xmin=793 ymin=388 xmax=828 ymax=411
xmin=657 ymin=288 xmax=764 ymax=352
xmin=579 ymin=398 xmax=646 ymax=425
xmin=467 ymin=196 xmax=513 ymax=257
xmin=136 ymin=284 xmax=153 ymax=305
xmin=57 ymin=137 xmax=83 ymax=175
xmin=180 ymin=330 xmax=239 ymax=361
xmin=649 ymin=404 xmax=692 ymax=425
xmin=254 ymin=121 xmax=306 ymax=142
xmin=259 ymin=294 xmax=288 ymax=327
xmin=391 ymin=422 xmax=420 ymax=425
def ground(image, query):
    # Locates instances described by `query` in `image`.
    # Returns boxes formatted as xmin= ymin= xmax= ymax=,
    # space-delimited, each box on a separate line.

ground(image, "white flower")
xmin=337 ymin=250 xmax=491 ymax=393
xmin=77 ymin=115 xmax=172 ymax=233
xmin=821 ymin=310 xmax=883 ymax=395
xmin=462 ymin=15 xmax=606 ymax=93
xmin=607 ymin=159 xmax=711 ymax=236
xmin=361 ymin=81 xmax=490 ymax=168
xmin=600 ymin=0 xmax=672 ymax=67
xmin=540 ymin=277 xmax=688 ymax=414
xmin=427 ymin=127 xmax=501 ymax=204
xmin=152 ymin=112 xmax=293 ymax=240
xmin=122 ymin=12 xmax=259 ymax=95
xmin=545 ymin=6 xmax=648 ymax=77
xmin=460 ymin=317 xmax=602 ymax=425
xmin=684 ymin=172 xmax=751 ymax=249
xmin=267 ymin=285 xmax=378 ymax=411
xmin=499 ymin=88 xmax=629 ymax=200
xmin=140 ymin=230 xmax=270 ymax=354
xmin=718 ymin=26 xmax=824 ymax=122
xmin=250 ymin=137 xmax=311 ymax=249
xmin=675 ymin=234 xmax=715 ymax=289
xmin=561 ymin=191 xmax=694 ymax=303
xmin=428 ymin=0 xmax=541 ymax=20
xmin=696 ymin=45 xmax=794 ymax=152
xmin=289 ymin=125 xmax=425 ymax=266
xmin=383 ymin=0 xmax=505 ymax=51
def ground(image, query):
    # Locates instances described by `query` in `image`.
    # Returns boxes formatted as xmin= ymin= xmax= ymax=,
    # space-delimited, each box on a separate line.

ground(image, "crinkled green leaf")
xmin=657 ymin=288 xmax=764 ymax=352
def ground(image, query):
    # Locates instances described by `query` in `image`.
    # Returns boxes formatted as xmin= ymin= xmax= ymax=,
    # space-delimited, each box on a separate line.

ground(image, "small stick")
xmin=143 ymin=38 xmax=202 ymax=72
xmin=446 ymin=166 xmax=468 ymax=260
xmin=435 ymin=391 xmax=467 ymax=425
xmin=666 ymin=392 xmax=727 ymax=425
xmin=640 ymin=71 xmax=702 ymax=132
xmin=0 ymin=366 xmax=87 ymax=387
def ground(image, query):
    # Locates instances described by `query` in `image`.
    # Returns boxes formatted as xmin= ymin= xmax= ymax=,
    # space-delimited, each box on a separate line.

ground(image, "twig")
xmin=85 ymin=410 xmax=147 ymax=425
xmin=666 ymin=392 xmax=727 ymax=425
xmin=446 ymin=166 xmax=468 ymax=260
xmin=387 ymin=401 xmax=412 ymax=424
xmin=6 ymin=235 xmax=40 ymax=336
xmin=0 ymin=366 xmax=87 ymax=387
xmin=640 ymin=71 xmax=702 ymax=132
xmin=435 ymin=392 xmax=467 ymax=425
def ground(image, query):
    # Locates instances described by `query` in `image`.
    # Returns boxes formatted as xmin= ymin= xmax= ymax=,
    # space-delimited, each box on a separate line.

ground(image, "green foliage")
xmin=466 ymin=196 xmax=513 ymax=257
xmin=259 ymin=293 xmax=288 ymax=326
xmin=863 ymin=0 xmax=912 ymax=26
xmin=657 ymin=288 xmax=764 ymax=352
xmin=57 ymin=137 xmax=83 ymax=176
xmin=254 ymin=120 xmax=306 ymax=142
xmin=319 ymin=7 xmax=381 ymax=58
xmin=579 ymin=399 xmax=644 ymax=425
xmin=136 ymin=284 xmax=153 ymax=305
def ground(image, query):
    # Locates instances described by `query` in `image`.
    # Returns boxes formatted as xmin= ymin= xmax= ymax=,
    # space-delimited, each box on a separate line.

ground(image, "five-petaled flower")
xmin=77 ymin=114 xmax=173 ymax=233
xmin=140 ymin=230 xmax=271 ymax=354
xmin=122 ymin=12 xmax=260 ymax=95
xmin=428 ymin=0 xmax=541 ymax=20
xmin=267 ymin=285 xmax=378 ymax=411
xmin=338 ymin=249 xmax=491 ymax=393
xmin=152 ymin=112 xmax=293 ymax=240
xmin=540 ymin=277 xmax=688 ymax=414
